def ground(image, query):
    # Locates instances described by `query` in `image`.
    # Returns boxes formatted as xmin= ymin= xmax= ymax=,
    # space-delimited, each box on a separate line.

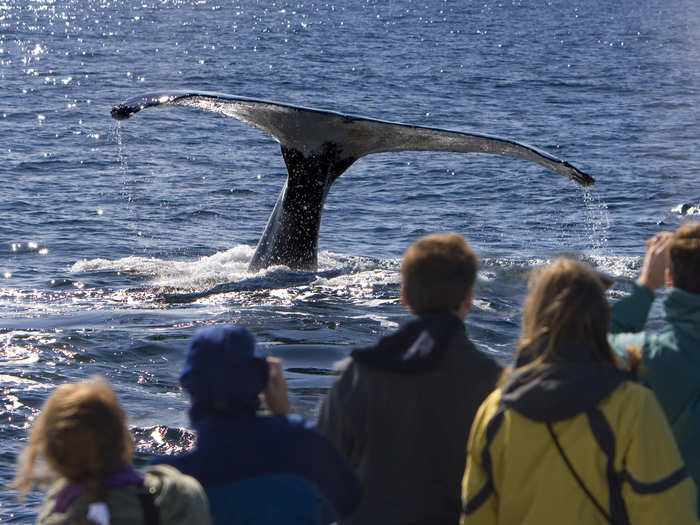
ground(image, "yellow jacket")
xmin=461 ymin=357 xmax=699 ymax=525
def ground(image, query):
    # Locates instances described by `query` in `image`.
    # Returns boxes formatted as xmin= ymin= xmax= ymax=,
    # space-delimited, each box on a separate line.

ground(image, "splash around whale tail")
xmin=112 ymin=92 xmax=594 ymax=271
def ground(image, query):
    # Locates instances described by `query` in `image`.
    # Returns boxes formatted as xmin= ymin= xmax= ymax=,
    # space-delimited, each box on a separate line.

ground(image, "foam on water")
xmin=71 ymin=245 xmax=254 ymax=289
xmin=672 ymin=203 xmax=700 ymax=216
xmin=586 ymin=254 xmax=641 ymax=281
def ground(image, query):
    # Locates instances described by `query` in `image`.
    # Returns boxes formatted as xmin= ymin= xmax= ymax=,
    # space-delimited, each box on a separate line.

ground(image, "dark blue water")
xmin=2 ymin=0 xmax=700 ymax=520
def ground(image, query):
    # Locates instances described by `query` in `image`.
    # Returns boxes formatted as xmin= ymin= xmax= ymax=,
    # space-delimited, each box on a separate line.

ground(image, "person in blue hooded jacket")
xmin=154 ymin=324 xmax=361 ymax=525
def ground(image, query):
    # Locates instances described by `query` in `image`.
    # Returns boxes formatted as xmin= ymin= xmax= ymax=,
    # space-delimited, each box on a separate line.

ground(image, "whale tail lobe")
xmin=112 ymin=92 xmax=594 ymax=271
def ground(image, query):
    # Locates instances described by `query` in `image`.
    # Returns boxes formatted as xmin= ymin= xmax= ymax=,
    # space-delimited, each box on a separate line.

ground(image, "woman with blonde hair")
xmin=12 ymin=376 xmax=211 ymax=525
xmin=460 ymin=258 xmax=699 ymax=524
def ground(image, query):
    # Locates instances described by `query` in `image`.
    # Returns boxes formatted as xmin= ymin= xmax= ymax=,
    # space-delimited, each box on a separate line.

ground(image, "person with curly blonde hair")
xmin=12 ymin=376 xmax=211 ymax=525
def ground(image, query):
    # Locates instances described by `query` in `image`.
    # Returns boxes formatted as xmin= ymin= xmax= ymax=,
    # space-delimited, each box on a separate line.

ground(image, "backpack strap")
xmin=585 ymin=407 xmax=630 ymax=525
xmin=138 ymin=487 xmax=161 ymax=525
xmin=547 ymin=407 xmax=630 ymax=525
xmin=462 ymin=408 xmax=505 ymax=516
xmin=547 ymin=422 xmax=613 ymax=524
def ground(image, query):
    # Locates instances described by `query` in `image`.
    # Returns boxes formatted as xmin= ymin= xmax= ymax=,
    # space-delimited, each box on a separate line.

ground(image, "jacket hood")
xmin=180 ymin=325 xmax=268 ymax=419
xmin=501 ymin=341 xmax=630 ymax=422
xmin=350 ymin=313 xmax=465 ymax=373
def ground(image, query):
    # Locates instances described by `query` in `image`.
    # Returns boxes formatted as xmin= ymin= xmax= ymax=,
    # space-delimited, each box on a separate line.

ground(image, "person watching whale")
xmin=153 ymin=324 xmax=361 ymax=525
xmin=461 ymin=258 xmax=698 ymax=524
xmin=12 ymin=377 xmax=211 ymax=525
xmin=317 ymin=232 xmax=503 ymax=525
xmin=609 ymin=221 xmax=700 ymax=491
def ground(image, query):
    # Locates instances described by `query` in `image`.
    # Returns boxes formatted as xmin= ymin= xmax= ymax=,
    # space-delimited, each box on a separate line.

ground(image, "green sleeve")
xmin=608 ymin=282 xmax=656 ymax=364
xmin=609 ymin=282 xmax=655 ymax=334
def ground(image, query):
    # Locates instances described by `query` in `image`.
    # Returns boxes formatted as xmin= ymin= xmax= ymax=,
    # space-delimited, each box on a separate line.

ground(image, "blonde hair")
xmin=515 ymin=257 xmax=615 ymax=368
xmin=400 ymin=233 xmax=478 ymax=314
xmin=670 ymin=221 xmax=700 ymax=294
xmin=12 ymin=376 xmax=133 ymax=502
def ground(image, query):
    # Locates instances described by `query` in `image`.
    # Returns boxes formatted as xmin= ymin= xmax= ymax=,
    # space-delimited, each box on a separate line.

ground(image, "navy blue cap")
xmin=180 ymin=325 xmax=269 ymax=416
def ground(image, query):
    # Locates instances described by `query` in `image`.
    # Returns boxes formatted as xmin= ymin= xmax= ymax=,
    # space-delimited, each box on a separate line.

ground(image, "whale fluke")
xmin=112 ymin=91 xmax=594 ymax=271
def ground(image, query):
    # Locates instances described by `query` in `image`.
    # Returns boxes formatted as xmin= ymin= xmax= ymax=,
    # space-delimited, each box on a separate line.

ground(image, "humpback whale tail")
xmin=112 ymin=92 xmax=593 ymax=271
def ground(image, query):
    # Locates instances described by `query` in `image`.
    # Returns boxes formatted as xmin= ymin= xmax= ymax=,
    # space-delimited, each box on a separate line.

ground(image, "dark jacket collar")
xmin=351 ymin=313 xmax=465 ymax=373
xmin=501 ymin=341 xmax=631 ymax=422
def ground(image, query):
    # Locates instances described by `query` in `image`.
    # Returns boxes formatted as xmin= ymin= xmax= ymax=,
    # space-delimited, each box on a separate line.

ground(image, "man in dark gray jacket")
xmin=317 ymin=233 xmax=502 ymax=525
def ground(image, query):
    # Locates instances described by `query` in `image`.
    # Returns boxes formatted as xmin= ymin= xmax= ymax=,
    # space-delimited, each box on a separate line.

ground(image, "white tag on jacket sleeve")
xmin=87 ymin=502 xmax=110 ymax=525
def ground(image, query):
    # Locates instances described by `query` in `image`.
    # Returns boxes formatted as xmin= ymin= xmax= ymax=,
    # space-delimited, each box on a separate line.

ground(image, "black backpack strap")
xmin=586 ymin=407 xmax=630 ymax=525
xmin=547 ymin=407 xmax=631 ymax=525
xmin=138 ymin=486 xmax=161 ymax=525
xmin=462 ymin=408 xmax=505 ymax=516
xmin=547 ymin=422 xmax=613 ymax=524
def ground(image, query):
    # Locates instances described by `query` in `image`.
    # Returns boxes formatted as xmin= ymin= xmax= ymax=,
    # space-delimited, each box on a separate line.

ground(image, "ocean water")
xmin=2 ymin=0 xmax=700 ymax=520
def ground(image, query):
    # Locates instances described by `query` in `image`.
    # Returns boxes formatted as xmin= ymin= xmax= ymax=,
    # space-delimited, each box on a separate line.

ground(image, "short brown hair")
xmin=12 ymin=377 xmax=133 ymax=500
xmin=400 ymin=233 xmax=478 ymax=314
xmin=670 ymin=221 xmax=700 ymax=294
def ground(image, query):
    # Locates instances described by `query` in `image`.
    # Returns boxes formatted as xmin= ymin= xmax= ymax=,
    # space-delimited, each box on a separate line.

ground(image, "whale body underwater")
xmin=111 ymin=92 xmax=594 ymax=271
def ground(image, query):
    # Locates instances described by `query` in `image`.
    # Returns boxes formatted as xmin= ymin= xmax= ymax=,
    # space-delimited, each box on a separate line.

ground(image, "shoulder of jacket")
xmin=447 ymin=337 xmax=504 ymax=382
xmin=143 ymin=464 xmax=205 ymax=497
xmin=598 ymin=380 xmax=653 ymax=424
xmin=608 ymin=380 xmax=650 ymax=401
xmin=333 ymin=355 xmax=354 ymax=372
xmin=477 ymin=389 xmax=505 ymax=424
xmin=143 ymin=464 xmax=212 ymax=524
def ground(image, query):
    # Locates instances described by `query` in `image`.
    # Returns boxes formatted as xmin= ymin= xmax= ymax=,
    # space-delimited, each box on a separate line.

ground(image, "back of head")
xmin=401 ymin=233 xmax=478 ymax=315
xmin=518 ymin=258 xmax=614 ymax=366
xmin=13 ymin=377 xmax=132 ymax=499
xmin=670 ymin=221 xmax=700 ymax=294
xmin=180 ymin=324 xmax=269 ymax=418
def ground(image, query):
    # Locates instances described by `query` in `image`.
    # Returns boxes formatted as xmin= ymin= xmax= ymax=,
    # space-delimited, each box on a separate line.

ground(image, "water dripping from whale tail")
xmin=111 ymin=91 xmax=594 ymax=271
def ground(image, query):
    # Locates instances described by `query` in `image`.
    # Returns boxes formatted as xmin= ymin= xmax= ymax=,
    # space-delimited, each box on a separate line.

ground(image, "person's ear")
xmin=400 ymin=285 xmax=408 ymax=307
xmin=464 ymin=288 xmax=473 ymax=309
xmin=455 ymin=289 xmax=473 ymax=319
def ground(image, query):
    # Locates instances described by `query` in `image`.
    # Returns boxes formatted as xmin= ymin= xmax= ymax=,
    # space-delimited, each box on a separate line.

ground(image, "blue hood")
xmin=181 ymin=325 xmax=269 ymax=419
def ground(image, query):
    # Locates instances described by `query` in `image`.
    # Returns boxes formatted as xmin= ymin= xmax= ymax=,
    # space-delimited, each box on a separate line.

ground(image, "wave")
xmin=61 ymin=247 xmax=645 ymax=309
xmin=70 ymin=245 xmax=255 ymax=289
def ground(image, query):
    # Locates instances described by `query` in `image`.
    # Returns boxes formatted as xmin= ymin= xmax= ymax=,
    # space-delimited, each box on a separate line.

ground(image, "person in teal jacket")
xmin=609 ymin=221 xmax=700 ymax=488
